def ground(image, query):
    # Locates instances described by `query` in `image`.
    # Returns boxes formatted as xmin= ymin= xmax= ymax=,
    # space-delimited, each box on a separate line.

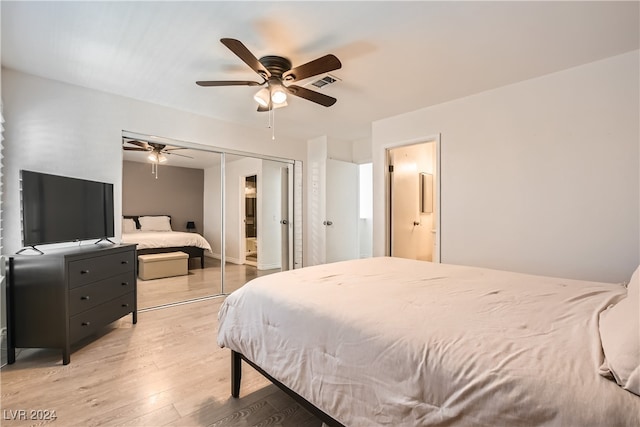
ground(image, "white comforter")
xmin=121 ymin=231 xmax=212 ymax=251
xmin=218 ymin=257 xmax=640 ymax=426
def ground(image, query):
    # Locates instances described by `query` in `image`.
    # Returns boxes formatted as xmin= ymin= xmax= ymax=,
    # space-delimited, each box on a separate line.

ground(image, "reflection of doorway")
xmin=388 ymin=141 xmax=440 ymax=262
xmin=244 ymin=175 xmax=257 ymax=267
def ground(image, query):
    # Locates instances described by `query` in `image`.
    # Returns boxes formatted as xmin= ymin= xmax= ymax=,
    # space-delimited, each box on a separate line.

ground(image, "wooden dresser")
xmin=7 ymin=244 xmax=137 ymax=365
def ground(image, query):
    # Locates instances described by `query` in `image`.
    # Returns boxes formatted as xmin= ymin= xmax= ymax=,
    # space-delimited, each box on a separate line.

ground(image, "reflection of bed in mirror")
xmin=218 ymin=257 xmax=640 ymax=427
xmin=121 ymin=215 xmax=212 ymax=268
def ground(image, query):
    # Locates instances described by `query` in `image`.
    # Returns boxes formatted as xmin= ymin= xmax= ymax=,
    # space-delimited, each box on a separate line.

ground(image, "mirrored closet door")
xmin=122 ymin=142 xmax=223 ymax=309
xmin=122 ymin=132 xmax=297 ymax=310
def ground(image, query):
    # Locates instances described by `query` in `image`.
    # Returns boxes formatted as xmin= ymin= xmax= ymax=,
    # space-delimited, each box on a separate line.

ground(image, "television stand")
xmin=7 ymin=244 xmax=137 ymax=365
xmin=15 ymin=246 xmax=44 ymax=255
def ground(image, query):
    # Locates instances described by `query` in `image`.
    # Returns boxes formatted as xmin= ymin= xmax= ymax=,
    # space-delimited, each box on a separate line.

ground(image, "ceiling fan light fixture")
xmin=271 ymin=87 xmax=287 ymax=104
xmin=148 ymin=152 xmax=168 ymax=163
xmin=254 ymin=88 xmax=270 ymax=107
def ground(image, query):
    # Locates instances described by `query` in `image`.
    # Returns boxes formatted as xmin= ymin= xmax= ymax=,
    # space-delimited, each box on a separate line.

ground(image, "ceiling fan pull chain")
xmin=272 ymin=107 xmax=276 ymax=141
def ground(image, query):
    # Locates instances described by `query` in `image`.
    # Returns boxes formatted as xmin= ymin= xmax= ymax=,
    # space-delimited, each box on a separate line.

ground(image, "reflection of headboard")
xmin=122 ymin=215 xmax=205 ymax=268
xmin=123 ymin=215 xmax=172 ymax=230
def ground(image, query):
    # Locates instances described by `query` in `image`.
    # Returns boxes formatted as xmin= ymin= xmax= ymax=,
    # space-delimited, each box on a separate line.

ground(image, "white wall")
xmin=373 ymin=51 xmax=639 ymax=283
xmin=352 ymin=137 xmax=373 ymax=164
xmin=1 ymin=69 xmax=306 ymax=255
xmin=203 ymin=163 xmax=222 ymax=259
xmin=327 ymin=136 xmax=353 ymax=162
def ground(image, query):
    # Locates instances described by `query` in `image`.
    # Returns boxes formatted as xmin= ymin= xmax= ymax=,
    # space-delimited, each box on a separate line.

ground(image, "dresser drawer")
xmin=68 ymin=250 xmax=135 ymax=288
xmin=69 ymin=292 xmax=135 ymax=343
xmin=69 ymin=272 xmax=135 ymax=316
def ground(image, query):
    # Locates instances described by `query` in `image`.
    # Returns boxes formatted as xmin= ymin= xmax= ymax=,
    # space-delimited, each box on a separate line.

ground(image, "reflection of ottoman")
xmin=138 ymin=252 xmax=188 ymax=280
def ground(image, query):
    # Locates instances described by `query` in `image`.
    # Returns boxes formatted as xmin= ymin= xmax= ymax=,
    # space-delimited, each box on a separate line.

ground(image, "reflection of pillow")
xmin=122 ymin=218 xmax=136 ymax=233
xmin=599 ymin=265 xmax=639 ymax=396
xmin=139 ymin=215 xmax=172 ymax=232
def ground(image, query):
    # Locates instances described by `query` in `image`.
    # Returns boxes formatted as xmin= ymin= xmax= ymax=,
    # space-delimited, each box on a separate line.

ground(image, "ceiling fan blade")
xmin=166 ymin=152 xmax=194 ymax=159
xmin=282 ymin=54 xmax=341 ymax=82
xmin=124 ymin=139 xmax=149 ymax=148
xmin=220 ymin=38 xmax=271 ymax=79
xmin=148 ymin=142 xmax=167 ymax=150
xmin=123 ymin=147 xmax=150 ymax=152
xmin=286 ymin=85 xmax=337 ymax=107
xmin=196 ymin=80 xmax=262 ymax=87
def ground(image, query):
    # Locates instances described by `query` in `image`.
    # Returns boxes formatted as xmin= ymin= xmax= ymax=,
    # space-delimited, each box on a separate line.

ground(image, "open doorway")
xmin=388 ymin=140 xmax=440 ymax=262
xmin=244 ymin=175 xmax=258 ymax=267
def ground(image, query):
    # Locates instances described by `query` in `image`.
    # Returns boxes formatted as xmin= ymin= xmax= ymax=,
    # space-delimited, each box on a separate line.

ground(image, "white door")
xmin=325 ymin=159 xmax=359 ymax=263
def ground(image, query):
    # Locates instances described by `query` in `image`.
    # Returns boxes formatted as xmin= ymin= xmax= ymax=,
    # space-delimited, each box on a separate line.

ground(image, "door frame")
xmin=241 ymin=173 xmax=258 ymax=267
xmin=384 ymin=134 xmax=441 ymax=262
xmin=280 ymin=165 xmax=292 ymax=271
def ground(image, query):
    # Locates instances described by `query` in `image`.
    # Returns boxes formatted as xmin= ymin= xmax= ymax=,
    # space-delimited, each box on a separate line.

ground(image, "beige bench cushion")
xmin=138 ymin=251 xmax=188 ymax=280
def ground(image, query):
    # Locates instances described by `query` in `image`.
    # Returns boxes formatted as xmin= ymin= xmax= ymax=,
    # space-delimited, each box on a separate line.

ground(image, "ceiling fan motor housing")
xmin=259 ymin=55 xmax=293 ymax=79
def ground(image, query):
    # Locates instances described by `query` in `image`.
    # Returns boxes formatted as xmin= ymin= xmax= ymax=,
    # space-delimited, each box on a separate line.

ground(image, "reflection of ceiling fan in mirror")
xmin=196 ymin=38 xmax=342 ymax=111
xmin=122 ymin=139 xmax=193 ymax=178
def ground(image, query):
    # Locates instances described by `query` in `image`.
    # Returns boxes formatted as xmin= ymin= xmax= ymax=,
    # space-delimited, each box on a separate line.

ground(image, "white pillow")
xmin=122 ymin=218 xmax=137 ymax=233
xmin=139 ymin=215 xmax=172 ymax=232
xmin=599 ymin=265 xmax=640 ymax=396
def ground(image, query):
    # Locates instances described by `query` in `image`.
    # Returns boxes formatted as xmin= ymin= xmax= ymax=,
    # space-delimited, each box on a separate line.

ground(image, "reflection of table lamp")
xmin=186 ymin=221 xmax=196 ymax=232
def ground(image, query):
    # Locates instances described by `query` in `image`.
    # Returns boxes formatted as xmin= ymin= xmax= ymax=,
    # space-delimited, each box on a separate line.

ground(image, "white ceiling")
xmin=2 ymin=1 xmax=639 ymax=148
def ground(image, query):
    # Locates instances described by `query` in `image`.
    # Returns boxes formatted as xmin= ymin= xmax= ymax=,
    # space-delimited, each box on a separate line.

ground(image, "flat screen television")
xmin=20 ymin=170 xmax=115 ymax=247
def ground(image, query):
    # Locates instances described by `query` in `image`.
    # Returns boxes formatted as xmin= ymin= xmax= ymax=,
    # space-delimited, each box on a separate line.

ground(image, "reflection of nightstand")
xmin=186 ymin=221 xmax=196 ymax=233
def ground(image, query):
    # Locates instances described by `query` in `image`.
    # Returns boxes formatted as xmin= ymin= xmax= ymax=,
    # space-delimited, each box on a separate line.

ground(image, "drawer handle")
xmin=121 ymin=282 xmax=129 ymax=286
xmin=121 ymin=304 xmax=129 ymax=308
xmin=80 ymin=270 xmax=90 ymax=275
xmin=81 ymin=322 xmax=91 ymax=326
xmin=121 ymin=260 xmax=129 ymax=265
xmin=81 ymin=296 xmax=90 ymax=301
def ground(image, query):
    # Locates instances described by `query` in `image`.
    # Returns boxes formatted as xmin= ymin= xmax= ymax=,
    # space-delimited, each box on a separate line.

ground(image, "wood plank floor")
xmin=137 ymin=258 xmax=279 ymax=309
xmin=0 ymin=297 xmax=323 ymax=427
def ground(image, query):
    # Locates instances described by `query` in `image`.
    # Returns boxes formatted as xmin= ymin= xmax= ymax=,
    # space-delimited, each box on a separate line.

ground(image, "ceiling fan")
xmin=196 ymin=38 xmax=342 ymax=111
xmin=122 ymin=139 xmax=193 ymax=163
xmin=123 ymin=139 xmax=193 ymax=178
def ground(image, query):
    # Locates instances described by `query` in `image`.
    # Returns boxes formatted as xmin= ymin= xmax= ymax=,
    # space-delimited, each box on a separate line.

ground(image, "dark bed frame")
xmin=124 ymin=215 xmax=206 ymax=268
xmin=231 ymin=350 xmax=345 ymax=427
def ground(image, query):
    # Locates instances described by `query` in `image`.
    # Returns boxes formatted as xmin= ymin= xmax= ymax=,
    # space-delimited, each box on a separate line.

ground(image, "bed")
xmin=217 ymin=257 xmax=640 ymax=426
xmin=121 ymin=215 xmax=212 ymax=268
